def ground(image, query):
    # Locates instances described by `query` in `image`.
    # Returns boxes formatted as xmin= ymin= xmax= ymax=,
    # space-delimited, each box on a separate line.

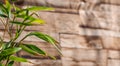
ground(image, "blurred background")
xmin=0 ymin=0 xmax=120 ymax=66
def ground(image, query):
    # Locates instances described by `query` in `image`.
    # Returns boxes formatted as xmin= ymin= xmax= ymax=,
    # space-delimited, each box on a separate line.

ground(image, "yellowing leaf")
xmin=31 ymin=19 xmax=45 ymax=24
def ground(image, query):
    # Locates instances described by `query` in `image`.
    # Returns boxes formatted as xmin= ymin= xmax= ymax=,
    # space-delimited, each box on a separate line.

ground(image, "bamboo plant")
xmin=0 ymin=0 xmax=61 ymax=66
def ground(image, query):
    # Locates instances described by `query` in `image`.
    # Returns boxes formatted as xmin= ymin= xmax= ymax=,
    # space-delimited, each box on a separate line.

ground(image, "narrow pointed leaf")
xmin=5 ymin=0 xmax=11 ymax=18
xmin=16 ymin=14 xmax=35 ymax=21
xmin=26 ymin=6 xmax=54 ymax=11
xmin=45 ymin=35 xmax=62 ymax=55
xmin=0 ymin=47 xmax=21 ymax=56
xmin=29 ymin=19 xmax=45 ymax=24
xmin=16 ymin=6 xmax=54 ymax=14
xmin=23 ymin=44 xmax=46 ymax=55
xmin=20 ymin=45 xmax=42 ymax=56
xmin=0 ymin=3 xmax=8 ymax=17
xmin=48 ymin=54 xmax=56 ymax=60
xmin=10 ymin=19 xmax=44 ymax=26
xmin=16 ymin=14 xmax=45 ymax=24
xmin=20 ymin=44 xmax=46 ymax=56
xmin=10 ymin=56 xmax=28 ymax=62
xmin=26 ymin=32 xmax=56 ymax=44
xmin=24 ymin=32 xmax=62 ymax=55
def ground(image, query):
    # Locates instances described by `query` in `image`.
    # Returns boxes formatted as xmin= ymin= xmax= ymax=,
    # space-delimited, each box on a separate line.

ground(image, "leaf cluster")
xmin=0 ymin=0 xmax=61 ymax=66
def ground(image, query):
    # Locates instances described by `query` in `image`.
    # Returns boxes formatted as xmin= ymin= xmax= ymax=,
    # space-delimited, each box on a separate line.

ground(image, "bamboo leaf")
xmin=0 ymin=9 xmax=7 ymax=18
xmin=16 ymin=14 xmax=45 ymax=24
xmin=10 ymin=21 xmax=32 ymax=26
xmin=16 ymin=14 xmax=34 ymax=21
xmin=10 ymin=19 xmax=44 ymax=26
xmin=48 ymin=54 xmax=56 ymax=60
xmin=26 ymin=32 xmax=57 ymax=44
xmin=16 ymin=6 xmax=54 ymax=14
xmin=26 ymin=6 xmax=54 ymax=11
xmin=0 ymin=47 xmax=21 ymax=56
xmin=20 ymin=44 xmax=46 ymax=56
xmin=0 ymin=3 xmax=8 ymax=17
xmin=10 ymin=56 xmax=28 ymax=62
xmin=5 ymin=0 xmax=11 ymax=18
xmin=29 ymin=19 xmax=45 ymax=24
xmin=20 ymin=44 xmax=39 ymax=56
xmin=23 ymin=32 xmax=62 ymax=55
xmin=22 ymin=44 xmax=46 ymax=55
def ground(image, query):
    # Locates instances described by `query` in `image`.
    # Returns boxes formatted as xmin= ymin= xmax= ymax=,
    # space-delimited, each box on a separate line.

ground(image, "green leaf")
xmin=10 ymin=19 xmax=44 ymax=26
xmin=0 ymin=42 xmax=7 ymax=52
xmin=5 ymin=0 xmax=11 ymax=18
xmin=0 ymin=3 xmax=8 ymax=17
xmin=48 ymin=54 xmax=56 ymax=60
xmin=26 ymin=32 xmax=57 ymax=44
xmin=20 ymin=44 xmax=38 ymax=56
xmin=8 ymin=61 xmax=14 ymax=66
xmin=5 ymin=0 xmax=11 ymax=10
xmin=20 ymin=44 xmax=46 ymax=56
xmin=16 ymin=6 xmax=54 ymax=14
xmin=15 ymin=6 xmax=21 ymax=11
xmin=29 ymin=19 xmax=45 ymax=25
xmin=22 ymin=44 xmax=46 ymax=55
xmin=0 ymin=1 xmax=11 ymax=18
xmin=16 ymin=14 xmax=34 ymax=20
xmin=0 ymin=9 xmax=7 ymax=18
xmin=10 ymin=56 xmax=28 ymax=62
xmin=24 ymin=32 xmax=62 ymax=55
xmin=16 ymin=14 xmax=45 ymax=24
xmin=26 ymin=6 xmax=54 ymax=11
xmin=0 ymin=47 xmax=22 ymax=56
xmin=10 ymin=21 xmax=32 ymax=26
